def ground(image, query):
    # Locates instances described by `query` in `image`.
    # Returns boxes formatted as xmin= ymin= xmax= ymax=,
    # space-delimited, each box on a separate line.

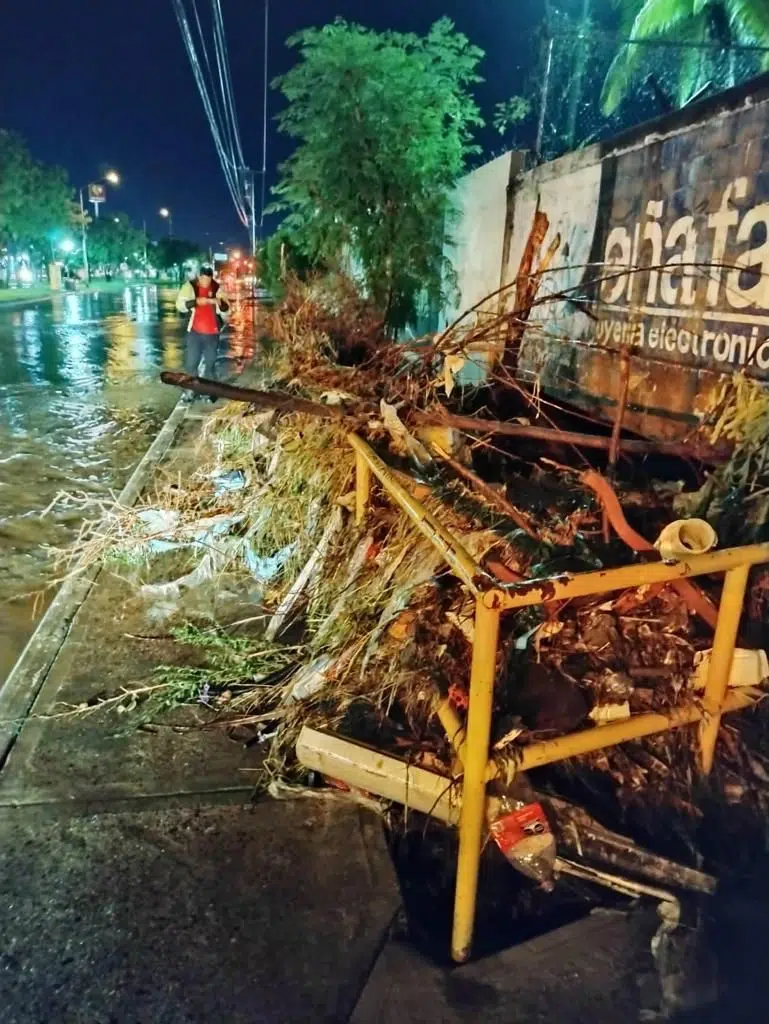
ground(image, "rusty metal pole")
xmin=603 ymin=347 xmax=631 ymax=542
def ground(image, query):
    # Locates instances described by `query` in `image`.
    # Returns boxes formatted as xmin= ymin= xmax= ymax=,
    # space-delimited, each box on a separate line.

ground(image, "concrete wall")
xmin=445 ymin=72 xmax=769 ymax=440
xmin=443 ymin=152 xmax=512 ymax=324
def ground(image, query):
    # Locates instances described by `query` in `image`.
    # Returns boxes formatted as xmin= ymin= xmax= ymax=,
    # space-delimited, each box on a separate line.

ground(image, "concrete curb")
xmin=0 ymin=399 xmax=188 ymax=768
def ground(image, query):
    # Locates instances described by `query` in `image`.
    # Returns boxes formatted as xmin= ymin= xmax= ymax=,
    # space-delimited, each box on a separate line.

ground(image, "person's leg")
xmin=201 ymin=335 xmax=219 ymax=380
xmin=184 ymin=331 xmax=203 ymax=377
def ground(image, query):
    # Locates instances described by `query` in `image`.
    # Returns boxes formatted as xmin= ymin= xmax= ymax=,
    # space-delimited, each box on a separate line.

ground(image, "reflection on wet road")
xmin=0 ymin=285 xmax=252 ymax=685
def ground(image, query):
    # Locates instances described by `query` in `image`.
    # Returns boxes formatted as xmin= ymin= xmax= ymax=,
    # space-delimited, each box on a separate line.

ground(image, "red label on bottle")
xmin=490 ymin=802 xmax=551 ymax=856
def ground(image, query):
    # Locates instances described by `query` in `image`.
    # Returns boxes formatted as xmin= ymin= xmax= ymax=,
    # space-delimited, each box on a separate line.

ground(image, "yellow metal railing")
xmin=348 ymin=432 xmax=769 ymax=963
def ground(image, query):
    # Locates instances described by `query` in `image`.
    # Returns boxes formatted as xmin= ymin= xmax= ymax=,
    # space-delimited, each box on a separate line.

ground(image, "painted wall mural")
xmin=498 ymin=85 xmax=769 ymax=437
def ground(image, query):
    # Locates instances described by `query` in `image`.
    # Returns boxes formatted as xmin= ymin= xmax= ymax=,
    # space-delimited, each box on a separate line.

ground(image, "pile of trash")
xmin=57 ymin=273 xmax=769 ymax=1006
xmin=58 ymin=276 xmax=769 ymax=808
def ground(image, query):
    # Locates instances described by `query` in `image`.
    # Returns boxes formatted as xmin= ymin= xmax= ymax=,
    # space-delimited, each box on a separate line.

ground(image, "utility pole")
xmin=78 ymin=188 xmax=90 ymax=282
xmin=565 ymin=0 xmax=591 ymax=151
xmin=245 ymin=167 xmax=257 ymax=301
xmin=260 ymin=0 xmax=269 ymax=237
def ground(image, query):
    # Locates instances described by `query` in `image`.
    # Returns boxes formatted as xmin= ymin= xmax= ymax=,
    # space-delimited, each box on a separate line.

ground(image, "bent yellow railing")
xmin=348 ymin=432 xmax=769 ymax=963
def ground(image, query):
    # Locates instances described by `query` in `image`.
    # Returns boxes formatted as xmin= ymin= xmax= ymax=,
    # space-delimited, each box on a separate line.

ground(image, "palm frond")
xmin=601 ymin=42 xmax=646 ymax=114
xmin=611 ymin=0 xmax=647 ymax=38
xmin=632 ymin=0 xmax=696 ymax=38
xmin=601 ymin=0 xmax=698 ymax=115
xmin=677 ymin=39 xmax=705 ymax=103
xmin=726 ymin=0 xmax=769 ymax=47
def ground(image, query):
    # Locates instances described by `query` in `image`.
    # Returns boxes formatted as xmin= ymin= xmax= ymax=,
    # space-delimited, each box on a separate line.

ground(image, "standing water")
xmin=0 ymin=285 xmax=251 ymax=687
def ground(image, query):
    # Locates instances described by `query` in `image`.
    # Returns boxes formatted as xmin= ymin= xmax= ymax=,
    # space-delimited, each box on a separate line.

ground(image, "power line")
xmin=260 ymin=0 xmax=269 ymax=231
xmin=171 ymin=0 xmax=249 ymax=225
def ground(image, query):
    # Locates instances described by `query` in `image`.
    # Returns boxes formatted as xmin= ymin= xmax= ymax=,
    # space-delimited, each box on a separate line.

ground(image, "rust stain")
xmin=502 ymin=575 xmax=572 ymax=602
xmin=505 ymin=199 xmax=555 ymax=371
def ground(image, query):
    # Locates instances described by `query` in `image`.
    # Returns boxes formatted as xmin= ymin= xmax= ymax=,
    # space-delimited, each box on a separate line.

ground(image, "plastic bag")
xmin=489 ymin=796 xmax=556 ymax=890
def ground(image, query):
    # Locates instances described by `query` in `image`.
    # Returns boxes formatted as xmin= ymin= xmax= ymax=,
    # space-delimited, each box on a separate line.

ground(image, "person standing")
xmin=175 ymin=266 xmax=230 ymax=390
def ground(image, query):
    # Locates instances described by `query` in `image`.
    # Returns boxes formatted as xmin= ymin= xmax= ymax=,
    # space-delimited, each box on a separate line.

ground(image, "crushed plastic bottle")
xmin=488 ymin=780 xmax=556 ymax=890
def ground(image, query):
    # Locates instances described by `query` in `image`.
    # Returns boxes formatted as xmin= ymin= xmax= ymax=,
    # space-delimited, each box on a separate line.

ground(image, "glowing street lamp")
xmin=159 ymin=208 xmax=173 ymax=237
xmin=104 ymin=169 xmax=120 ymax=186
xmin=58 ymin=238 xmax=76 ymax=254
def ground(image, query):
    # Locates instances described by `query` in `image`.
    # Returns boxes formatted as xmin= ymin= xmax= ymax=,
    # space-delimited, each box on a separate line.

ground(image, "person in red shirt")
xmin=175 ymin=266 xmax=231 ymax=391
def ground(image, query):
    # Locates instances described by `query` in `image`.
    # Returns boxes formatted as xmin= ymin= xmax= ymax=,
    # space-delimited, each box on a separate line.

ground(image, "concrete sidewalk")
xmin=0 ymin=801 xmax=400 ymax=1024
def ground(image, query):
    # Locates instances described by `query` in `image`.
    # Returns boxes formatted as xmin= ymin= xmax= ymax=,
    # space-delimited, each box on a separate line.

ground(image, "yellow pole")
xmin=517 ymin=689 xmax=753 ymax=771
xmin=699 ymin=564 xmax=751 ymax=773
xmin=452 ymin=598 xmax=500 ymax=963
xmin=355 ymin=450 xmax=371 ymax=526
xmin=493 ymin=542 xmax=769 ymax=611
xmin=436 ymin=699 xmax=467 ymax=772
xmin=348 ymin=433 xmax=482 ymax=592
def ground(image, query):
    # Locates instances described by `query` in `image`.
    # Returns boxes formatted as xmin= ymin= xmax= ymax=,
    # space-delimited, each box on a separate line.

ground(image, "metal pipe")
xmin=347 ymin=434 xmax=483 ymax=592
xmin=492 ymin=543 xmax=769 ymax=611
xmin=516 ymin=689 xmax=754 ymax=771
xmin=452 ymin=599 xmax=501 ymax=963
xmin=295 ymin=726 xmax=462 ymax=825
xmin=436 ymin=699 xmax=467 ymax=771
xmin=699 ymin=564 xmax=751 ymax=773
xmin=355 ymin=450 xmax=371 ymax=526
xmin=412 ymin=411 xmax=727 ymax=461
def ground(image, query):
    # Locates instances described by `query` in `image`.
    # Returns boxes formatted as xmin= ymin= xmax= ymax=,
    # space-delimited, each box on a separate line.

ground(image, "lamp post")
xmin=159 ymin=208 xmax=173 ymax=237
xmin=78 ymin=169 xmax=120 ymax=282
xmin=78 ymin=188 xmax=90 ymax=282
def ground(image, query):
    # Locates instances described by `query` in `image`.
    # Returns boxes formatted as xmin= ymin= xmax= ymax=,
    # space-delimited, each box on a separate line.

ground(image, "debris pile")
xmin=61 ymin=277 xmax=769 ymax=801
xmin=55 ymin=273 xmax=769 ymax=995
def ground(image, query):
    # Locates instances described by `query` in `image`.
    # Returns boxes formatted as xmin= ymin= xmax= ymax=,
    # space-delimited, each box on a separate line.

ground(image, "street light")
xmin=159 ymin=208 xmax=173 ymax=237
xmin=58 ymin=238 xmax=76 ymax=254
xmin=78 ymin=168 xmax=120 ymax=282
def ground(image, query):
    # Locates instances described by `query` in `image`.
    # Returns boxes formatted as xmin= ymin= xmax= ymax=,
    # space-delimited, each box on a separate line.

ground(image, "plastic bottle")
xmin=488 ymin=778 xmax=556 ymax=890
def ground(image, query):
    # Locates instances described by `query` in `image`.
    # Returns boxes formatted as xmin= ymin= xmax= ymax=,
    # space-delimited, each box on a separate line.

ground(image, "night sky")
xmin=1 ymin=0 xmax=543 ymax=248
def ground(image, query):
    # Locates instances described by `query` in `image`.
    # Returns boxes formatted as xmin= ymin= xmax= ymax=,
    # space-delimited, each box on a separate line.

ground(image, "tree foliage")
xmin=602 ymin=0 xmax=769 ymax=114
xmin=260 ymin=227 xmax=320 ymax=298
xmin=271 ymin=18 xmax=484 ymax=331
xmin=87 ymin=213 xmax=147 ymax=272
xmin=153 ymin=237 xmax=204 ymax=272
xmin=0 ymin=130 xmax=75 ymax=252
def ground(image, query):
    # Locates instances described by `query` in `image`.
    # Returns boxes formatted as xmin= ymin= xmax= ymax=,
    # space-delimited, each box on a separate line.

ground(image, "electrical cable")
xmin=260 ymin=0 xmax=269 ymax=230
xmin=171 ymin=0 xmax=249 ymax=225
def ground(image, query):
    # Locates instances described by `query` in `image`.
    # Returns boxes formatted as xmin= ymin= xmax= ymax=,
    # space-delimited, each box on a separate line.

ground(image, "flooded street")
xmin=0 ymin=285 xmax=252 ymax=686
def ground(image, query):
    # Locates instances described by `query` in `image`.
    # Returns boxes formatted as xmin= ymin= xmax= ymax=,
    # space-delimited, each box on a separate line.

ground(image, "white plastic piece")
xmin=692 ymin=647 xmax=769 ymax=691
xmin=654 ymin=519 xmax=717 ymax=563
xmin=589 ymin=702 xmax=631 ymax=725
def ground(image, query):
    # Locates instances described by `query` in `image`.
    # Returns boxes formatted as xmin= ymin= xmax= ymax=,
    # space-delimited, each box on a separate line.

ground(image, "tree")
xmin=260 ymin=227 xmax=320 ymax=298
xmin=87 ymin=213 xmax=147 ymax=274
xmin=271 ymin=18 xmax=484 ymax=331
xmin=601 ymin=0 xmax=769 ymax=115
xmin=153 ymin=237 xmax=204 ymax=274
xmin=0 ymin=130 xmax=75 ymax=253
